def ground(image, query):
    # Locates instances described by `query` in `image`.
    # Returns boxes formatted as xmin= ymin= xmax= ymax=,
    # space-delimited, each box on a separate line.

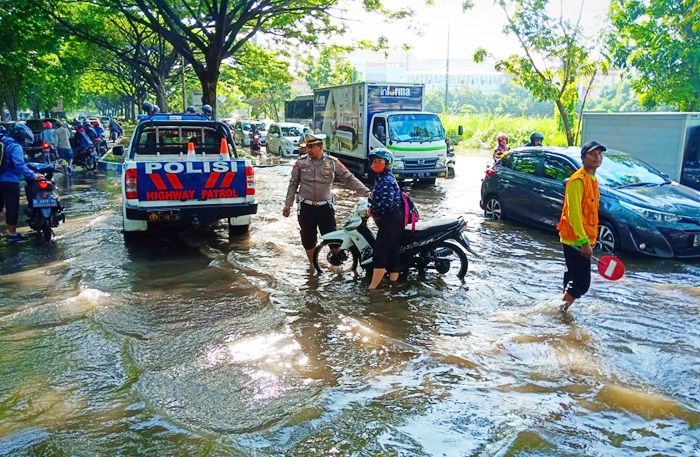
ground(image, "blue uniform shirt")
xmin=0 ymin=136 xmax=35 ymax=183
xmin=369 ymin=171 xmax=402 ymax=217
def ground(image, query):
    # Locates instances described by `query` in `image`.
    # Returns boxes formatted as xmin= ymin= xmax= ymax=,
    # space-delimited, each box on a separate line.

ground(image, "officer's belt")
xmin=300 ymin=199 xmax=332 ymax=206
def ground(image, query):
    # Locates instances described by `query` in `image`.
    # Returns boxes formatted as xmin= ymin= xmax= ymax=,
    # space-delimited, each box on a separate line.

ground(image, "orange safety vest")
xmin=557 ymin=167 xmax=600 ymax=244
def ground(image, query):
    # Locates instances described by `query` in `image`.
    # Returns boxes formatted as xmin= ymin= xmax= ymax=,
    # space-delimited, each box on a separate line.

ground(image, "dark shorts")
xmin=58 ymin=147 xmax=73 ymax=160
xmin=0 ymin=181 xmax=21 ymax=226
xmin=373 ymin=207 xmax=404 ymax=272
xmin=298 ymin=203 xmax=336 ymax=250
xmin=562 ymin=243 xmax=592 ymax=299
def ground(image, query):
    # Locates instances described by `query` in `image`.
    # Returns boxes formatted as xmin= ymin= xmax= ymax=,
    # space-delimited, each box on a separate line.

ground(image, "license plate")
xmin=694 ymin=234 xmax=700 ymax=247
xmin=148 ymin=211 xmax=180 ymax=222
xmin=33 ymin=198 xmax=57 ymax=208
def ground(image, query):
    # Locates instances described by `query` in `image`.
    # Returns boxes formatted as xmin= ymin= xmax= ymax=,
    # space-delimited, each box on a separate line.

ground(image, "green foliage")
xmin=608 ymin=0 xmax=700 ymax=110
xmin=425 ymin=83 xmax=553 ymax=117
xmin=441 ymin=114 xmax=568 ymax=149
xmin=474 ymin=0 xmax=605 ymax=145
xmin=304 ymin=46 xmax=360 ymax=89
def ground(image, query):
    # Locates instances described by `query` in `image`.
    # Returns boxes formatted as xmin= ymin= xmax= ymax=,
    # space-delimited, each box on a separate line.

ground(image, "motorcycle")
xmin=24 ymin=163 xmax=65 ymax=242
xmin=312 ymin=198 xmax=476 ymax=280
xmin=250 ymin=132 xmax=261 ymax=155
xmin=73 ymin=144 xmax=98 ymax=170
xmin=93 ymin=136 xmax=108 ymax=156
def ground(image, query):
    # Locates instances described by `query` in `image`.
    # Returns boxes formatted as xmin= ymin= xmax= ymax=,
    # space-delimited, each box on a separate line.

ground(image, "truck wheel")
xmin=447 ymin=167 xmax=456 ymax=179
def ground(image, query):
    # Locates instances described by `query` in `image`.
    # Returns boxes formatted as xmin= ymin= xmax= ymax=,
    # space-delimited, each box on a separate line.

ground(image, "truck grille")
xmin=403 ymin=158 xmax=438 ymax=170
xmin=657 ymin=227 xmax=700 ymax=257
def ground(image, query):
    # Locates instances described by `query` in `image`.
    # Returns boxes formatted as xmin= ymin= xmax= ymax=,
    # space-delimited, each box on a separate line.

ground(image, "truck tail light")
xmin=125 ymin=168 xmax=138 ymax=199
xmin=245 ymin=166 xmax=255 ymax=195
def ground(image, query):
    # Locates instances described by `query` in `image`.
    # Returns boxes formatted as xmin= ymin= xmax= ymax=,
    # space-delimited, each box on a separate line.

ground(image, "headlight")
xmin=392 ymin=159 xmax=405 ymax=170
xmin=436 ymin=157 xmax=447 ymax=168
xmin=619 ymin=201 xmax=682 ymax=223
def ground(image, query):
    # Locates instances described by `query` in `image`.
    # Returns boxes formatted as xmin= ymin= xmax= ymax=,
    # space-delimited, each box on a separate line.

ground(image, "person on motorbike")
xmin=493 ymin=132 xmax=510 ymax=161
xmin=41 ymin=121 xmax=56 ymax=149
xmin=82 ymin=121 xmax=98 ymax=142
xmin=91 ymin=121 xmax=105 ymax=139
xmin=367 ymin=148 xmax=404 ymax=290
xmin=108 ymin=118 xmax=123 ymax=142
xmin=74 ymin=125 xmax=93 ymax=151
xmin=0 ymin=124 xmax=44 ymax=242
xmin=525 ymin=132 xmax=544 ymax=147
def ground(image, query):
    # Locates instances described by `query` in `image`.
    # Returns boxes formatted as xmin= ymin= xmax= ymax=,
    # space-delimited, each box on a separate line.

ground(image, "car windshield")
xmin=281 ymin=126 xmax=302 ymax=137
xmin=25 ymin=120 xmax=46 ymax=133
xmin=255 ymin=123 xmax=265 ymax=131
xmin=387 ymin=114 xmax=445 ymax=142
xmin=596 ymin=151 xmax=669 ymax=188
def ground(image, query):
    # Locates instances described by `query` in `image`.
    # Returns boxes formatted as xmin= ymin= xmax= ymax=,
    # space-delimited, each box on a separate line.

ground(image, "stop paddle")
xmin=595 ymin=254 xmax=625 ymax=281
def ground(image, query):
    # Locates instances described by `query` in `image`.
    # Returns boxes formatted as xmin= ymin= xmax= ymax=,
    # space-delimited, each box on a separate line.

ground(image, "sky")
xmin=341 ymin=0 xmax=612 ymax=61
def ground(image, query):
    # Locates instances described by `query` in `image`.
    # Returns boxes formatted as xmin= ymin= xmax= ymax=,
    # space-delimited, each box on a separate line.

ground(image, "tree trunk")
xmin=555 ymin=99 xmax=575 ymax=146
xmin=197 ymin=61 xmax=221 ymax=118
xmin=155 ymin=75 xmax=168 ymax=113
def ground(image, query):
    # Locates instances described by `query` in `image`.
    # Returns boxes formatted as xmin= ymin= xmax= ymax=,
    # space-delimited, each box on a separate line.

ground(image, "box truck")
xmin=581 ymin=112 xmax=700 ymax=191
xmin=313 ymin=83 xmax=457 ymax=184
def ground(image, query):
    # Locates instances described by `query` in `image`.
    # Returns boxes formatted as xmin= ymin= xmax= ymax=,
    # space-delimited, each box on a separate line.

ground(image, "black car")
xmin=480 ymin=146 xmax=700 ymax=258
xmin=24 ymin=118 xmax=60 ymax=160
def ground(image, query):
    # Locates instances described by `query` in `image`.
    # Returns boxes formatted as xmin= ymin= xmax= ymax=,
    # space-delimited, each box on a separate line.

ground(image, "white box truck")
xmin=581 ymin=112 xmax=700 ymax=191
xmin=312 ymin=83 xmax=458 ymax=184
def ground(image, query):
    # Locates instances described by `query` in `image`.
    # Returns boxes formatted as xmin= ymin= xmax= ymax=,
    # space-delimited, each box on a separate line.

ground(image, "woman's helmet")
xmin=368 ymin=148 xmax=394 ymax=167
xmin=530 ymin=132 xmax=544 ymax=142
xmin=43 ymin=121 xmax=52 ymax=129
xmin=496 ymin=132 xmax=508 ymax=141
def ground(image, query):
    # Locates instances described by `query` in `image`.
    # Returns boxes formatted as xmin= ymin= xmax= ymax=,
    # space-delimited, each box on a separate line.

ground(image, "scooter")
xmin=24 ymin=163 xmax=65 ymax=242
xmin=312 ymin=198 xmax=476 ymax=280
xmin=73 ymin=144 xmax=98 ymax=170
xmin=93 ymin=136 xmax=108 ymax=156
xmin=250 ymin=132 xmax=262 ymax=155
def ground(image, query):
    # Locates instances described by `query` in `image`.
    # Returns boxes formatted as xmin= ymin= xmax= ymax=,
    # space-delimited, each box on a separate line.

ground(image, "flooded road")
xmin=1 ymin=156 xmax=698 ymax=456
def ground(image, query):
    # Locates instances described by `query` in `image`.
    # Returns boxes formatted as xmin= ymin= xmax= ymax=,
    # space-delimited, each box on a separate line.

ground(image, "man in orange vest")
xmin=557 ymin=141 xmax=606 ymax=312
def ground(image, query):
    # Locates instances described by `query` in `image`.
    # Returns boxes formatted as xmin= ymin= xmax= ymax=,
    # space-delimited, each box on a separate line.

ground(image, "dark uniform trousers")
xmin=298 ymin=203 xmax=336 ymax=250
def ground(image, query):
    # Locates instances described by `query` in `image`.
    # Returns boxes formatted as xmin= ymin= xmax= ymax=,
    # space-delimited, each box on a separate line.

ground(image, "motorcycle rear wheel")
xmin=84 ymin=155 xmax=97 ymax=171
xmin=430 ymin=240 xmax=468 ymax=280
xmin=313 ymin=240 xmax=359 ymax=275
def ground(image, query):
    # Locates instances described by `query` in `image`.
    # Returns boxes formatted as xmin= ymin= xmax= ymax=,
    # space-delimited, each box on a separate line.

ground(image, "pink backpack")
xmin=402 ymin=192 xmax=420 ymax=231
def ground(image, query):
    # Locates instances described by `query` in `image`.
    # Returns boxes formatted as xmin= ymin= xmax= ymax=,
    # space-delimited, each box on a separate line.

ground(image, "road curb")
xmin=98 ymin=160 xmax=124 ymax=172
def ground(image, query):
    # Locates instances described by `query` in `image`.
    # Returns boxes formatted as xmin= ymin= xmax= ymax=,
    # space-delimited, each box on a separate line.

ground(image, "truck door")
xmin=369 ymin=116 xmax=387 ymax=151
xmin=681 ymin=126 xmax=700 ymax=190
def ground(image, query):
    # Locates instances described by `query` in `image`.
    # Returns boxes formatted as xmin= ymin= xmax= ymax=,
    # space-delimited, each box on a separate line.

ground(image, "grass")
xmin=441 ymin=114 xmax=570 ymax=150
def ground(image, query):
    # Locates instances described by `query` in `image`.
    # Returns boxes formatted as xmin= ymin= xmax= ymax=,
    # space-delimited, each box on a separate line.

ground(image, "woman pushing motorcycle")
xmin=367 ymin=148 xmax=404 ymax=290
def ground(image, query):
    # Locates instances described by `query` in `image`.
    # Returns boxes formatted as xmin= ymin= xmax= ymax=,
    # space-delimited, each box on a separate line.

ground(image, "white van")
xmin=267 ymin=122 xmax=308 ymax=157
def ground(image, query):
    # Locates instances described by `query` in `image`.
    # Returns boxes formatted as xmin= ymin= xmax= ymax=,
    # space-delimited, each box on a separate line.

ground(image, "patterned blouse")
xmin=369 ymin=171 xmax=402 ymax=217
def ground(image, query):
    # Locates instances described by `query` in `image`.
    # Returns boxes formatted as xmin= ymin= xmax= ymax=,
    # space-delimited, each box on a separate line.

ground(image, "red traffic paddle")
xmin=595 ymin=254 xmax=625 ymax=281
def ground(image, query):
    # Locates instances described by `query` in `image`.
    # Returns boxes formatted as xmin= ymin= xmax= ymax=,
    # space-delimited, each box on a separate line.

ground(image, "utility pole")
xmin=181 ymin=55 xmax=186 ymax=111
xmin=444 ymin=22 xmax=450 ymax=114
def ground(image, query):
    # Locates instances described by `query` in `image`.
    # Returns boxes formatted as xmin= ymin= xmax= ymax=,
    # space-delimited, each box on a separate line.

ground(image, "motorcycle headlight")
xmin=436 ymin=157 xmax=447 ymax=168
xmin=619 ymin=201 xmax=682 ymax=223
xmin=392 ymin=159 xmax=405 ymax=170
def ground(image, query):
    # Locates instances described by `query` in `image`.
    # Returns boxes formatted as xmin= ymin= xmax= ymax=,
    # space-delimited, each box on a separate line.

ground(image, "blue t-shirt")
xmin=369 ymin=171 xmax=402 ymax=217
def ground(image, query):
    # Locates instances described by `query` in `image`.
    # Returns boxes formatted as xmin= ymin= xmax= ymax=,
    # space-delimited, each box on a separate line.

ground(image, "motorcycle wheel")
xmin=85 ymin=155 xmax=97 ymax=170
xmin=313 ymin=240 xmax=359 ymax=275
xmin=41 ymin=227 xmax=53 ymax=242
xmin=431 ymin=240 xmax=468 ymax=280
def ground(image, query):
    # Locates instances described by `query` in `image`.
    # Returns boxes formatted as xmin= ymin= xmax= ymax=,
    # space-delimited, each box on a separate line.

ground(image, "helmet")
xmin=0 ymin=125 xmax=6 ymax=137
xmin=43 ymin=121 xmax=52 ymax=129
xmin=10 ymin=123 xmax=34 ymax=145
xmin=152 ymin=105 xmax=160 ymax=114
xmin=142 ymin=102 xmax=154 ymax=114
xmin=201 ymin=105 xmax=213 ymax=117
xmin=496 ymin=132 xmax=508 ymax=140
xmin=368 ymin=147 xmax=393 ymax=166
xmin=530 ymin=132 xmax=544 ymax=142
xmin=186 ymin=106 xmax=196 ymax=114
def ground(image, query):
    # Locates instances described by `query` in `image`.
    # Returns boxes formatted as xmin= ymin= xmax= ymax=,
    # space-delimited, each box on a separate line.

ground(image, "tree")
xmin=303 ymin=45 xmax=359 ymax=89
xmin=474 ymin=0 xmax=603 ymax=145
xmin=608 ymin=0 xmax=700 ymax=111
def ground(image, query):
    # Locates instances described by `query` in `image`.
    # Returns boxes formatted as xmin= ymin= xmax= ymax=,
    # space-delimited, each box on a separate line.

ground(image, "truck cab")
xmin=369 ymin=111 xmax=449 ymax=183
xmin=117 ymin=113 xmax=257 ymax=239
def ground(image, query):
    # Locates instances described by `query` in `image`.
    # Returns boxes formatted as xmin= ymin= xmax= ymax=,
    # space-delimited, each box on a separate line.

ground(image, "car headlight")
xmin=392 ymin=159 xmax=404 ymax=170
xmin=619 ymin=201 xmax=682 ymax=223
xmin=436 ymin=157 xmax=447 ymax=168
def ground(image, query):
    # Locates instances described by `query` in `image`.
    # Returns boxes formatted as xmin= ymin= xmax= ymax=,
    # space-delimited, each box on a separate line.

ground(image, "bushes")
xmin=441 ymin=114 xmax=569 ymax=149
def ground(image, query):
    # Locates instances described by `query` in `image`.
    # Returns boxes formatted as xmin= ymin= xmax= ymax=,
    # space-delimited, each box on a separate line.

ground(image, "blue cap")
xmin=581 ymin=140 xmax=606 ymax=158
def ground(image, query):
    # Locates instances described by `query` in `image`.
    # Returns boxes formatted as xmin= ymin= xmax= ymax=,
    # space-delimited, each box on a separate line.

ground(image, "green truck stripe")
xmin=386 ymin=145 xmax=446 ymax=152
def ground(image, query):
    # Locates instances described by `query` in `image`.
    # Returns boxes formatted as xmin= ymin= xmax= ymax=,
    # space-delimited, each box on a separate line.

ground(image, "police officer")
xmin=0 ymin=124 xmax=43 ymax=242
xmin=283 ymin=132 xmax=370 ymax=263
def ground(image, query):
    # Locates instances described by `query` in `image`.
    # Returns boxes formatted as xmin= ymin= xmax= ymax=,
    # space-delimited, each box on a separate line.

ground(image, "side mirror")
xmin=112 ymin=145 xmax=124 ymax=156
xmin=458 ymin=125 xmax=464 ymax=136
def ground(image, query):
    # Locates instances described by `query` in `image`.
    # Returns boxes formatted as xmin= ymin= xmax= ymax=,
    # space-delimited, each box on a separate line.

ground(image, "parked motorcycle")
xmin=73 ymin=145 xmax=98 ymax=170
xmin=24 ymin=163 xmax=65 ymax=242
xmin=313 ymin=198 xmax=476 ymax=280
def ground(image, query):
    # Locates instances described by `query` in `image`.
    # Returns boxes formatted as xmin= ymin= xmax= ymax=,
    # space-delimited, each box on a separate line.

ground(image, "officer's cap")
xmin=303 ymin=132 xmax=326 ymax=146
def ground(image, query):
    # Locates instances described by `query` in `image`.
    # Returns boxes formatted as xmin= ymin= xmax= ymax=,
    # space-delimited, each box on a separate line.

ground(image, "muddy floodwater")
xmin=1 ymin=156 xmax=698 ymax=456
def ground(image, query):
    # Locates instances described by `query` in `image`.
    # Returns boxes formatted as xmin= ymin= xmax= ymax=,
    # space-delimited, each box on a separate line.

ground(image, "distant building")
xmin=347 ymin=50 xmax=511 ymax=93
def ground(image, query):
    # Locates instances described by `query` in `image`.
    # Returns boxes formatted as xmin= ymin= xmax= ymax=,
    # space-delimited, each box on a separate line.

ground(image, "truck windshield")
xmin=388 ymin=114 xmax=445 ymax=143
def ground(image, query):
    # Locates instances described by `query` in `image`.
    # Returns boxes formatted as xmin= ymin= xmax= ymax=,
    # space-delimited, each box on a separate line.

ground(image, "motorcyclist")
xmin=82 ymin=121 xmax=98 ymax=141
xmin=493 ymin=132 xmax=510 ymax=161
xmin=0 ymin=124 xmax=44 ymax=242
xmin=108 ymin=118 xmax=123 ymax=141
xmin=91 ymin=120 xmax=105 ymax=139
xmin=526 ymin=132 xmax=544 ymax=147
xmin=73 ymin=124 xmax=93 ymax=151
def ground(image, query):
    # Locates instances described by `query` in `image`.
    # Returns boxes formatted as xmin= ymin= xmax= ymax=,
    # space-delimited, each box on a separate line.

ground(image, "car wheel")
xmin=484 ymin=195 xmax=503 ymax=220
xmin=596 ymin=220 xmax=619 ymax=254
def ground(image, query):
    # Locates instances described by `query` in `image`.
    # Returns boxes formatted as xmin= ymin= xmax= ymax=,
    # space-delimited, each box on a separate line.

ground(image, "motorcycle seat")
xmin=27 ymin=162 xmax=55 ymax=173
xmin=403 ymin=217 xmax=463 ymax=239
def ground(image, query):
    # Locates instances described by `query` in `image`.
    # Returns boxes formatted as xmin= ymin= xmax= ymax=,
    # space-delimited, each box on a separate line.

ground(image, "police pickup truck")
xmin=114 ymin=113 xmax=257 ymax=239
